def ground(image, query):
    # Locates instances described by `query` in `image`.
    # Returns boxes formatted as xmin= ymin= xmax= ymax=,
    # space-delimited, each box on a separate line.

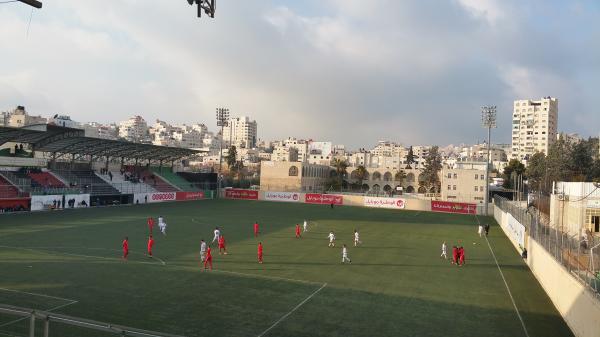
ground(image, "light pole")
xmin=216 ymin=107 xmax=229 ymax=193
xmin=481 ymin=105 xmax=497 ymax=216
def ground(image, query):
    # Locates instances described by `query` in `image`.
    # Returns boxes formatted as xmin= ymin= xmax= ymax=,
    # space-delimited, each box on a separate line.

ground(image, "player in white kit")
xmin=328 ymin=231 xmax=336 ymax=247
xmin=342 ymin=244 xmax=351 ymax=263
xmin=200 ymin=239 xmax=207 ymax=262
xmin=440 ymin=241 xmax=447 ymax=259
xmin=212 ymin=227 xmax=221 ymax=245
xmin=303 ymin=220 xmax=308 ymax=232
xmin=158 ymin=216 xmax=167 ymax=236
xmin=353 ymin=229 xmax=361 ymax=247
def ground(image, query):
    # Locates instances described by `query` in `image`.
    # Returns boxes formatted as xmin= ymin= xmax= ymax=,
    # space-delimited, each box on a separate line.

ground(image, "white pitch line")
xmin=0 ymin=287 xmax=76 ymax=303
xmin=484 ymin=235 xmax=530 ymax=337
xmin=211 ymin=269 xmax=322 ymax=286
xmin=0 ymin=245 xmax=165 ymax=266
xmin=256 ymin=283 xmax=327 ymax=337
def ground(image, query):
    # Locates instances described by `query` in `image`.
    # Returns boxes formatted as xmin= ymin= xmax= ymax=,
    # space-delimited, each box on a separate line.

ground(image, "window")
xmin=289 ymin=166 xmax=298 ymax=176
xmin=481 ymin=175 xmax=484 ymax=180
xmin=480 ymin=186 xmax=484 ymax=191
xmin=448 ymin=185 xmax=451 ymax=190
xmin=453 ymin=173 xmax=458 ymax=179
xmin=447 ymin=173 xmax=452 ymax=178
xmin=474 ymin=186 xmax=478 ymax=192
xmin=475 ymin=174 xmax=479 ymax=179
xmin=453 ymin=185 xmax=456 ymax=190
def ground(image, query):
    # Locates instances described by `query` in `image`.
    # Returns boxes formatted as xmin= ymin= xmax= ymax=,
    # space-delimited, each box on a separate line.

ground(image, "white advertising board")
xmin=134 ymin=192 xmax=176 ymax=204
xmin=363 ymin=196 xmax=406 ymax=209
xmin=31 ymin=194 xmax=90 ymax=211
xmin=506 ymin=213 xmax=526 ymax=248
xmin=264 ymin=191 xmax=300 ymax=202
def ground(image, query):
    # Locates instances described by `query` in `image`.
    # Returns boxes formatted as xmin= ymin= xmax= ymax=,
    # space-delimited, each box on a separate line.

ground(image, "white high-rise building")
xmin=511 ymin=97 xmax=558 ymax=162
xmin=222 ymin=116 xmax=257 ymax=149
xmin=118 ymin=115 xmax=149 ymax=143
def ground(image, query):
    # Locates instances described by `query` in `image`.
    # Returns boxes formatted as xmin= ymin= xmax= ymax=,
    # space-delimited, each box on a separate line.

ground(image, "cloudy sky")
xmin=0 ymin=0 xmax=598 ymax=149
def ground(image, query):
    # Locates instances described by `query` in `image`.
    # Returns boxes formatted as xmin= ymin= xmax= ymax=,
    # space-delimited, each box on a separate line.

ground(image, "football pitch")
xmin=0 ymin=199 xmax=573 ymax=337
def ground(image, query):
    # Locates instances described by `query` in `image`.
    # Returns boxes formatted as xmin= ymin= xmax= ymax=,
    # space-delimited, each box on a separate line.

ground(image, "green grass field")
xmin=0 ymin=199 xmax=573 ymax=337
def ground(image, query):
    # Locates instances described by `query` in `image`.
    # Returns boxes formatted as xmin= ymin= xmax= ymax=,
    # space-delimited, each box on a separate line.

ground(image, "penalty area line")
xmin=0 ymin=245 xmax=165 ymax=266
xmin=256 ymin=283 xmax=327 ymax=337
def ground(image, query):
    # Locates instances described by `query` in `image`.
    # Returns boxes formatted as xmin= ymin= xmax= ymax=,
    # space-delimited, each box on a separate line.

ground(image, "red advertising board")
xmin=176 ymin=191 xmax=205 ymax=201
xmin=225 ymin=189 xmax=259 ymax=200
xmin=0 ymin=198 xmax=30 ymax=211
xmin=305 ymin=193 xmax=343 ymax=205
xmin=431 ymin=200 xmax=477 ymax=214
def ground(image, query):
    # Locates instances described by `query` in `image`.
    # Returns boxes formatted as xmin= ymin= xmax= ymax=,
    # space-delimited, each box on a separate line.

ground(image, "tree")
xmin=406 ymin=146 xmax=415 ymax=169
xmin=545 ymin=137 xmax=572 ymax=184
xmin=502 ymin=159 xmax=525 ymax=189
xmin=331 ymin=157 xmax=349 ymax=188
xmin=354 ymin=165 xmax=368 ymax=187
xmin=526 ymin=152 xmax=546 ymax=191
xmin=569 ymin=140 xmax=594 ymax=181
xmin=420 ymin=146 xmax=442 ymax=193
xmin=394 ymin=170 xmax=407 ymax=185
xmin=226 ymin=146 xmax=237 ymax=169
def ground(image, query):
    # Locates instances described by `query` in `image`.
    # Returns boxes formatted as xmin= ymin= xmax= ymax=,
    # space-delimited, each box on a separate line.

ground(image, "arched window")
xmin=289 ymin=166 xmax=298 ymax=176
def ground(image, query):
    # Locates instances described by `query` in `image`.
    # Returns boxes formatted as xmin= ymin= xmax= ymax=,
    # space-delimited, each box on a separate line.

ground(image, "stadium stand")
xmin=28 ymin=171 xmax=66 ymax=188
xmin=51 ymin=170 xmax=121 ymax=195
xmin=139 ymin=170 xmax=179 ymax=192
xmin=0 ymin=174 xmax=20 ymax=198
xmin=150 ymin=167 xmax=200 ymax=191
xmin=96 ymin=170 xmax=158 ymax=194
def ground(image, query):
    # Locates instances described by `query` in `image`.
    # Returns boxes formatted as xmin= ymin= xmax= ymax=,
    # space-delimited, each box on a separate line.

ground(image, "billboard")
xmin=363 ymin=196 xmax=405 ymax=209
xmin=264 ymin=191 xmax=300 ymax=202
xmin=506 ymin=213 xmax=526 ymax=248
xmin=431 ymin=200 xmax=477 ymax=214
xmin=31 ymin=194 xmax=90 ymax=211
xmin=224 ymin=189 xmax=259 ymax=200
xmin=175 ymin=191 xmax=205 ymax=201
xmin=134 ymin=192 xmax=176 ymax=204
xmin=305 ymin=193 xmax=343 ymax=205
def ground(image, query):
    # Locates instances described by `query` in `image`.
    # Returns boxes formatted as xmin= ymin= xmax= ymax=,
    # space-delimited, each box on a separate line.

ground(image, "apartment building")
xmin=511 ymin=97 xmax=558 ymax=162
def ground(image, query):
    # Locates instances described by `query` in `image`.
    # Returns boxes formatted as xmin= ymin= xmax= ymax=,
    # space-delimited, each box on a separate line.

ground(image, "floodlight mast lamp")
xmin=187 ymin=0 xmax=215 ymax=18
xmin=17 ymin=0 xmax=42 ymax=8
xmin=216 ymin=107 xmax=229 ymax=193
xmin=481 ymin=105 xmax=497 ymax=216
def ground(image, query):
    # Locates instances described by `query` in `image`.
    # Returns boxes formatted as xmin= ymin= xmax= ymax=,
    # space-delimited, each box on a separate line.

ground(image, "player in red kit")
xmin=459 ymin=246 xmax=465 ymax=266
xmin=452 ymin=246 xmax=458 ymax=265
xmin=147 ymin=217 xmax=154 ymax=234
xmin=204 ymin=246 xmax=213 ymax=270
xmin=218 ymin=235 xmax=228 ymax=255
xmin=257 ymin=242 xmax=263 ymax=263
xmin=295 ymin=224 xmax=301 ymax=238
xmin=254 ymin=222 xmax=259 ymax=237
xmin=146 ymin=235 xmax=154 ymax=258
xmin=122 ymin=237 xmax=129 ymax=260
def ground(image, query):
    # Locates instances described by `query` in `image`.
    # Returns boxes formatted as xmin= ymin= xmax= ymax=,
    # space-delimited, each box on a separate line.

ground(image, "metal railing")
xmin=0 ymin=303 xmax=186 ymax=337
xmin=494 ymin=195 xmax=600 ymax=296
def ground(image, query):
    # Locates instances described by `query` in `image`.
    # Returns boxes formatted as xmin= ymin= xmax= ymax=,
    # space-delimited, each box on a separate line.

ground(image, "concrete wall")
xmin=494 ymin=204 xmax=600 ymax=337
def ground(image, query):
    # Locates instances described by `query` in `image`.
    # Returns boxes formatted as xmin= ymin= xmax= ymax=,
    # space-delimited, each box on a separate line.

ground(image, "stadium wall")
xmin=494 ymin=204 xmax=600 ymax=337
xmin=222 ymin=189 xmax=437 ymax=212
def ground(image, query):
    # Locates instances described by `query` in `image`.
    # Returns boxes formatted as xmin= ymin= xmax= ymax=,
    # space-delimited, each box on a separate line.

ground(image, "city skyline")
xmin=1 ymin=1 xmax=599 ymax=148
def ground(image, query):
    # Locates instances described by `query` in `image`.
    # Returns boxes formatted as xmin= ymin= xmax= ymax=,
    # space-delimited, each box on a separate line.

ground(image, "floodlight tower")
xmin=216 ymin=107 xmax=229 ymax=191
xmin=481 ymin=105 xmax=497 ymax=215
xmin=187 ymin=0 xmax=215 ymax=18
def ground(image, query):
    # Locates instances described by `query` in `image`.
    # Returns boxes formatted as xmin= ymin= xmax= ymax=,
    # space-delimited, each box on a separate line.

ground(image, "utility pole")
xmin=216 ymin=107 xmax=229 ymax=194
xmin=481 ymin=105 xmax=497 ymax=216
